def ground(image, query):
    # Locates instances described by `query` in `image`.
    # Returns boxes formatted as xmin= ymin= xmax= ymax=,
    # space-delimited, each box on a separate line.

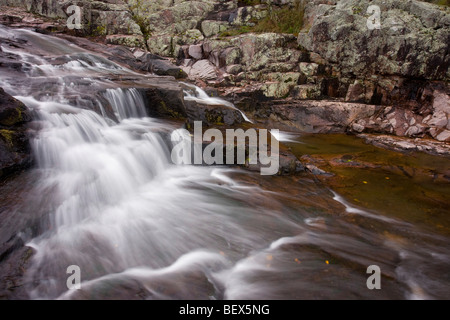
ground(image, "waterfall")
xmin=1 ymin=25 xmax=449 ymax=300
xmin=103 ymin=88 xmax=148 ymax=120
xmin=20 ymin=86 xmax=262 ymax=299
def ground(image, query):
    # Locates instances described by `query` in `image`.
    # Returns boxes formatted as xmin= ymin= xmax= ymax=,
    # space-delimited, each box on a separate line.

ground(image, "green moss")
xmin=0 ymin=108 xmax=23 ymax=126
xmin=205 ymin=111 xmax=224 ymax=125
xmin=93 ymin=25 xmax=107 ymax=36
xmin=158 ymin=101 xmax=183 ymax=118
xmin=238 ymin=0 xmax=263 ymax=6
xmin=0 ymin=129 xmax=15 ymax=147
xmin=219 ymin=25 xmax=253 ymax=37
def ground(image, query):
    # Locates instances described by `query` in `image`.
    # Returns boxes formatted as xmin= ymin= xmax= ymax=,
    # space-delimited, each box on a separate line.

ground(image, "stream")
xmin=0 ymin=25 xmax=449 ymax=300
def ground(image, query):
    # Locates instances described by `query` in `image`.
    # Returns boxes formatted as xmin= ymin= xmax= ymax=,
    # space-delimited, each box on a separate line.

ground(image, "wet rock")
xmin=0 ymin=5 xmax=64 ymax=31
xmin=146 ymin=34 xmax=174 ymax=57
xmin=358 ymin=133 xmax=450 ymax=157
xmin=134 ymin=0 xmax=215 ymax=39
xmin=0 ymin=88 xmax=32 ymax=178
xmin=258 ymin=100 xmax=379 ymax=133
xmin=143 ymin=85 xmax=187 ymax=119
xmin=184 ymin=100 xmax=244 ymax=126
xmin=140 ymin=54 xmax=188 ymax=79
xmin=182 ymin=59 xmax=218 ymax=81
xmin=345 ymin=80 xmax=375 ymax=103
xmin=299 ymin=62 xmax=319 ymax=77
xmin=305 ymin=164 xmax=331 ymax=176
xmin=172 ymin=29 xmax=206 ymax=58
xmin=225 ymin=64 xmax=243 ymax=75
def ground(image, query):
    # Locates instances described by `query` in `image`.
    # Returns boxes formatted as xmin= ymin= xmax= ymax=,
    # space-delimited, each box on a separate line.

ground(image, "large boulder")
xmin=255 ymin=100 xmax=380 ymax=133
xmin=184 ymin=100 xmax=245 ymax=126
xmin=0 ymin=88 xmax=32 ymax=178
xmin=138 ymin=53 xmax=188 ymax=79
xmin=298 ymin=0 xmax=450 ymax=80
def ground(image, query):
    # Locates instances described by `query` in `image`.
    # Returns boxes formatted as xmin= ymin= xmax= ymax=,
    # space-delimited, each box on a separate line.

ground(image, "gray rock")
xmin=147 ymin=34 xmax=174 ymax=57
xmin=0 ymin=0 xmax=145 ymax=47
xmin=182 ymin=59 xmax=218 ymax=80
xmin=143 ymin=85 xmax=187 ymax=119
xmin=299 ymin=0 xmax=450 ymax=80
xmin=201 ymin=20 xmax=230 ymax=38
xmin=226 ymin=64 xmax=243 ymax=75
xmin=306 ymin=164 xmax=329 ymax=175
xmin=299 ymin=62 xmax=319 ymax=77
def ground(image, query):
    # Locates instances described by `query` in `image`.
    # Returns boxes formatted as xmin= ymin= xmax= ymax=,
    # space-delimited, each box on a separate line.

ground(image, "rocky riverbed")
xmin=0 ymin=0 xmax=449 ymax=300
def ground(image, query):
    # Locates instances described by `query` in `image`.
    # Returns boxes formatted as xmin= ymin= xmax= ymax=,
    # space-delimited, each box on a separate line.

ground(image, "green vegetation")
xmin=425 ymin=0 xmax=450 ymax=6
xmin=0 ymin=130 xmax=15 ymax=147
xmin=221 ymin=0 xmax=306 ymax=37
xmin=93 ymin=25 xmax=107 ymax=36
xmin=253 ymin=0 xmax=305 ymax=35
xmin=219 ymin=0 xmax=448 ymax=38
xmin=219 ymin=25 xmax=253 ymax=37
xmin=352 ymin=5 xmax=363 ymax=14
xmin=238 ymin=0 xmax=263 ymax=6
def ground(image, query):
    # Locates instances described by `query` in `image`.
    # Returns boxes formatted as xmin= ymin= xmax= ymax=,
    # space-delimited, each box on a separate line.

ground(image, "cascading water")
xmin=182 ymin=83 xmax=253 ymax=123
xmin=1 ymin=25 xmax=449 ymax=300
xmin=103 ymin=88 xmax=148 ymax=120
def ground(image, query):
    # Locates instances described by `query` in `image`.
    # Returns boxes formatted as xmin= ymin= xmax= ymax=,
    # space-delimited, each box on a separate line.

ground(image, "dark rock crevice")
xmin=0 ymin=88 xmax=32 ymax=179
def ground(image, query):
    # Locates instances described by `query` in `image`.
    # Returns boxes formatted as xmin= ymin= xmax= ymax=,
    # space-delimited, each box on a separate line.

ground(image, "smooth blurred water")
xmin=1 ymin=25 xmax=449 ymax=300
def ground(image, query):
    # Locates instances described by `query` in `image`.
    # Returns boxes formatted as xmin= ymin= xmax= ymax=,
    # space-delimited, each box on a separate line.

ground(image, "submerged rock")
xmin=139 ymin=54 xmax=188 ymax=79
xmin=358 ymin=133 xmax=450 ymax=157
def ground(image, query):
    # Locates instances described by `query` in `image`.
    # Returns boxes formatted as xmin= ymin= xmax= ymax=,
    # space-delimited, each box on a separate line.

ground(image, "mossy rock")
xmin=0 ymin=88 xmax=31 ymax=126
